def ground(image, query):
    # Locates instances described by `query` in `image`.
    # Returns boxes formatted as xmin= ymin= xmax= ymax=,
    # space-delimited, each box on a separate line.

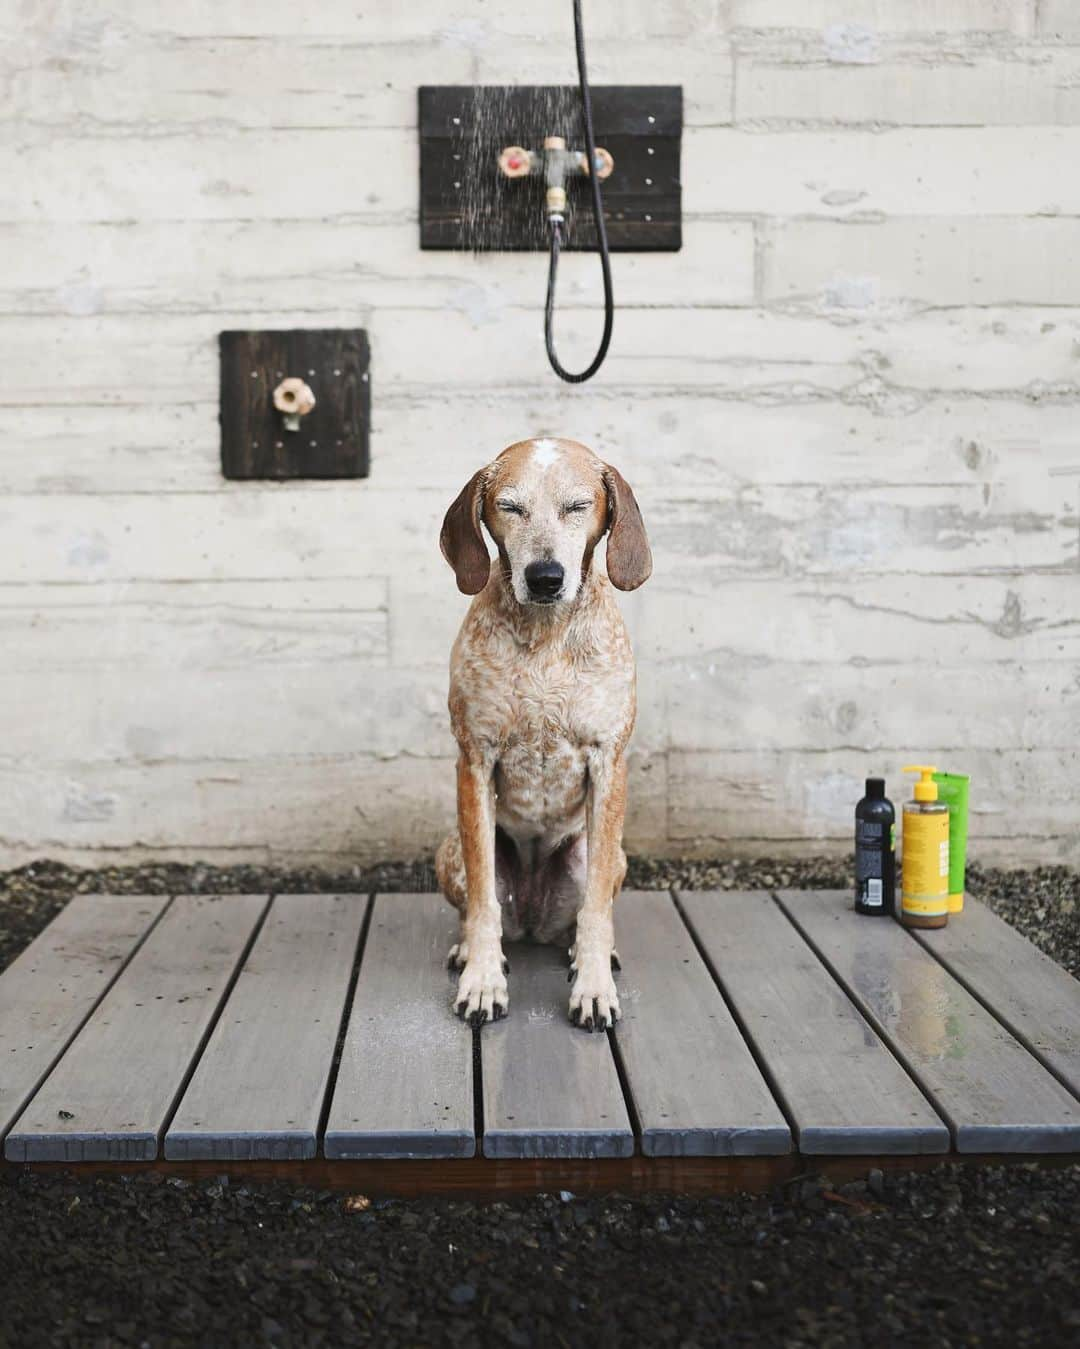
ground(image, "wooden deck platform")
xmin=2 ymin=889 xmax=1077 ymax=1193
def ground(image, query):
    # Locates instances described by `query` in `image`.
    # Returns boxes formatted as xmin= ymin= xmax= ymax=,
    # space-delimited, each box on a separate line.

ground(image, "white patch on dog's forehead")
xmin=530 ymin=438 xmax=561 ymax=469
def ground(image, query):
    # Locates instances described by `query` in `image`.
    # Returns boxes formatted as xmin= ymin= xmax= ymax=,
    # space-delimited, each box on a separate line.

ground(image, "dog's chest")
xmin=495 ymin=673 xmax=591 ymax=829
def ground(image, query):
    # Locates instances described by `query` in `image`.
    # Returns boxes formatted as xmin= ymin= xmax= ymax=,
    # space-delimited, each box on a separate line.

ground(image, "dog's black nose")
xmin=524 ymin=560 xmax=565 ymax=601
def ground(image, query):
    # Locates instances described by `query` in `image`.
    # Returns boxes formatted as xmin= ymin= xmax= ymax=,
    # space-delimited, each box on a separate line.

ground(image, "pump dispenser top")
xmin=903 ymin=765 xmax=939 ymax=802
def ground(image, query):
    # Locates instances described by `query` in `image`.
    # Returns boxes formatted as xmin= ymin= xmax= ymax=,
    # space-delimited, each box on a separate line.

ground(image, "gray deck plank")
xmin=165 ymin=894 xmax=366 ymax=1161
xmin=481 ymin=942 xmax=634 ymax=1159
xmin=5 ymin=895 xmax=267 ymax=1162
xmin=679 ymin=891 xmax=949 ymax=1155
xmin=324 ymin=895 xmax=475 ymax=1159
xmin=613 ymin=892 xmax=791 ymax=1157
xmin=776 ymin=891 xmax=1080 ymax=1153
xmin=0 ymin=894 xmax=168 ymax=1144
xmin=909 ymin=898 xmax=1080 ymax=1099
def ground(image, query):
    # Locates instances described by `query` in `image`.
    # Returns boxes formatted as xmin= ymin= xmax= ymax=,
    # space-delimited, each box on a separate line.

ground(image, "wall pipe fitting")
xmin=498 ymin=136 xmax=614 ymax=223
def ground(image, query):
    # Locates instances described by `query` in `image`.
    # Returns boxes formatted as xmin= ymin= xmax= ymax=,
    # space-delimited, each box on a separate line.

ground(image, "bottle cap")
xmin=902 ymin=765 xmax=938 ymax=802
xmin=865 ymin=777 xmax=885 ymax=799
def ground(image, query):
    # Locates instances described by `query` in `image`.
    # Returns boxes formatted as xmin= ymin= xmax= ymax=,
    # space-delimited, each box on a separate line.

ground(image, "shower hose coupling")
xmin=498 ymin=136 xmax=614 ymax=224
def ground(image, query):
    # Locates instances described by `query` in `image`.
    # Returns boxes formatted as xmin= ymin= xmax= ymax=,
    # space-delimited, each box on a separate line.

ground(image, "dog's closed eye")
xmin=497 ymin=499 xmax=526 ymax=516
xmin=562 ymin=500 xmax=592 ymax=516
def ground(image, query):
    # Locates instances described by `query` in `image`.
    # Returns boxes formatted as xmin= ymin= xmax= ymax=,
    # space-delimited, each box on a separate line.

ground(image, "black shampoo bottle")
xmin=855 ymin=777 xmax=895 ymax=916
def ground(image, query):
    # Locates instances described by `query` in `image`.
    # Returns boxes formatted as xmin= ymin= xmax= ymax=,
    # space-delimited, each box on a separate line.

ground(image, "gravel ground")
xmin=1 ymin=856 xmax=1078 ymax=1347
xmin=1 ymin=1164 xmax=1077 ymax=1347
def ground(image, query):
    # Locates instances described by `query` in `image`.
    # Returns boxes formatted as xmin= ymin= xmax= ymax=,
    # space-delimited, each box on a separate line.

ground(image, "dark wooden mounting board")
xmin=220 ymin=329 xmax=370 ymax=481
xmin=419 ymin=85 xmax=682 ymax=252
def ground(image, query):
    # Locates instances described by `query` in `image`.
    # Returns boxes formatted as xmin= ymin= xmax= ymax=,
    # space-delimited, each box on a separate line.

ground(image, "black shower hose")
xmin=544 ymin=0 xmax=614 ymax=383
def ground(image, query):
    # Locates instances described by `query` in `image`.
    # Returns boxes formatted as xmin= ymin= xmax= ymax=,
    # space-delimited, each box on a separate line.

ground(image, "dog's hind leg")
xmin=435 ymin=832 xmax=470 ymax=969
xmin=436 ymin=833 xmax=467 ymax=913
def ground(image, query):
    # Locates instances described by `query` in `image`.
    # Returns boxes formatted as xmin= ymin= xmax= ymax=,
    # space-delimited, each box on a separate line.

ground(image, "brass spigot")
xmin=498 ymin=136 xmax=614 ymax=222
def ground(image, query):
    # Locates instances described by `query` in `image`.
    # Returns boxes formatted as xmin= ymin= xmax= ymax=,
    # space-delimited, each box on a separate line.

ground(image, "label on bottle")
xmin=855 ymin=819 xmax=892 ymax=910
xmin=902 ymin=810 xmax=950 ymax=916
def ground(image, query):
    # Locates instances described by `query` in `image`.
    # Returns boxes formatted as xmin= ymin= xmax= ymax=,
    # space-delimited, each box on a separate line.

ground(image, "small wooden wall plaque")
xmin=220 ymin=329 xmax=371 ymax=480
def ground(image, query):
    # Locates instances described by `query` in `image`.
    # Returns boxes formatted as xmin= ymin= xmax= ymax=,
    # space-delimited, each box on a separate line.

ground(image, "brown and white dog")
xmin=435 ymin=437 xmax=652 ymax=1031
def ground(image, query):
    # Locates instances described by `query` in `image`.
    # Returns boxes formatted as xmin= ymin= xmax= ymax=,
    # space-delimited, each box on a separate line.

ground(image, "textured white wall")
xmin=2 ymin=1 xmax=1077 ymax=866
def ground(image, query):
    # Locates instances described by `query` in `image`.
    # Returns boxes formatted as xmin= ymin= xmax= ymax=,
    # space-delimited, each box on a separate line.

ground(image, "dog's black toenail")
xmin=611 ymin=954 xmax=621 ymax=971
xmin=502 ymin=958 xmax=510 ymax=974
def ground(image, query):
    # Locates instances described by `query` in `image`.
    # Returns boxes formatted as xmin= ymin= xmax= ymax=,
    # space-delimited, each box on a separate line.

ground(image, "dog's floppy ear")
xmin=440 ymin=468 xmax=491 ymax=595
xmin=602 ymin=463 xmax=652 ymax=591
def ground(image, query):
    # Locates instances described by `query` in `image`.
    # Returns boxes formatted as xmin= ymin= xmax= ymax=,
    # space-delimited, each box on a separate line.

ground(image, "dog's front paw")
xmin=568 ymin=959 xmax=620 ymax=1032
xmin=453 ymin=948 xmax=509 ymax=1027
xmin=568 ymin=943 xmax=620 ymax=972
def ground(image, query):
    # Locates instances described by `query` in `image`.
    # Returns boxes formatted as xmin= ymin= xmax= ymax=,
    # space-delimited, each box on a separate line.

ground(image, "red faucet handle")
xmin=498 ymin=145 xmax=533 ymax=179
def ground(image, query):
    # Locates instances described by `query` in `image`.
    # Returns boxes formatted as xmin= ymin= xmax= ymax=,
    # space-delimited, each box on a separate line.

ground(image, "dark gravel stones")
xmin=0 ymin=1164 xmax=1077 ymax=1347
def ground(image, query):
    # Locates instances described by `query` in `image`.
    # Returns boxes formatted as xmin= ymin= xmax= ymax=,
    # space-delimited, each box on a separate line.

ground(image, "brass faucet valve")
xmin=498 ymin=136 xmax=614 ymax=220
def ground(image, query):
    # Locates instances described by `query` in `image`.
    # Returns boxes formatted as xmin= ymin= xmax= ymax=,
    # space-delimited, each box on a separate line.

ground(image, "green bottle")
xmin=933 ymin=771 xmax=970 ymax=915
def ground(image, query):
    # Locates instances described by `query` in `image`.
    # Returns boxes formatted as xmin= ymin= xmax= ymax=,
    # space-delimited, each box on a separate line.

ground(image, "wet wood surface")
xmin=776 ymin=891 xmax=1080 ymax=1153
xmin=0 ymin=895 xmax=168 ymax=1144
xmin=166 ymin=894 xmax=367 ymax=1161
xmin=679 ymin=891 xmax=949 ymax=1154
xmin=2 ymin=891 xmax=1078 ymax=1168
xmin=613 ymin=891 xmax=791 ymax=1156
xmin=324 ymin=895 xmax=476 ymax=1159
xmin=6 ymin=896 xmax=267 ymax=1162
xmin=908 ymin=897 xmax=1080 ymax=1098
xmin=481 ymin=940 xmax=635 ymax=1159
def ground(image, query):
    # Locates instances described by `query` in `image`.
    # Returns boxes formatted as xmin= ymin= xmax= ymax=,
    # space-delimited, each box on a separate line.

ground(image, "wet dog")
xmin=436 ymin=438 xmax=651 ymax=1029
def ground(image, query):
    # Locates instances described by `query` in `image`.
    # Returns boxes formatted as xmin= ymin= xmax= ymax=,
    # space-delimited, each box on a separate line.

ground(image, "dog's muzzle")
xmin=524 ymin=560 xmax=565 ymax=603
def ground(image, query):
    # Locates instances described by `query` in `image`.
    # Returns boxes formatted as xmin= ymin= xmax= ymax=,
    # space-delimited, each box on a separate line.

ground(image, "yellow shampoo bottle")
xmin=901 ymin=765 xmax=950 ymax=929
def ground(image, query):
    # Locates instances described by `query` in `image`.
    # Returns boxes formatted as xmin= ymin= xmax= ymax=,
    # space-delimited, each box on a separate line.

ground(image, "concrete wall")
xmin=3 ymin=1 xmax=1077 ymax=867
